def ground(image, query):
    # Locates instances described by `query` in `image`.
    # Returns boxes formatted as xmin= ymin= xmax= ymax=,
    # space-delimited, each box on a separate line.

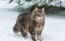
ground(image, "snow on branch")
xmin=48 ymin=0 xmax=65 ymax=8
xmin=8 ymin=0 xmax=65 ymax=10
xmin=17 ymin=0 xmax=41 ymax=9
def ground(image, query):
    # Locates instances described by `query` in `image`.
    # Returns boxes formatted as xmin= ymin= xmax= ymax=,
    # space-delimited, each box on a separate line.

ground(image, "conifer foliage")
xmin=9 ymin=0 xmax=55 ymax=10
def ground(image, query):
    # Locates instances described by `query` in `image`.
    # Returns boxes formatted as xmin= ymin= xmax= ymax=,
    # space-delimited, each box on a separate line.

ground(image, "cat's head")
xmin=32 ymin=7 xmax=45 ymax=20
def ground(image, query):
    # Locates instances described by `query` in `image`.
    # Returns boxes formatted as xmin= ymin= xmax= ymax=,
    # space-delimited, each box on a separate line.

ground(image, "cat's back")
xmin=17 ymin=12 xmax=32 ymax=21
xmin=18 ymin=12 xmax=32 ymax=17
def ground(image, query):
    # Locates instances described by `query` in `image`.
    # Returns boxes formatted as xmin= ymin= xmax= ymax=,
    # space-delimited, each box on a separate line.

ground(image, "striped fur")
xmin=13 ymin=8 xmax=45 ymax=41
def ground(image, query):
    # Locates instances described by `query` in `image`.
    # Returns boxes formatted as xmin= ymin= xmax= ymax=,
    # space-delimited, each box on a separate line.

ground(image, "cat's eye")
xmin=42 ymin=14 xmax=44 ymax=16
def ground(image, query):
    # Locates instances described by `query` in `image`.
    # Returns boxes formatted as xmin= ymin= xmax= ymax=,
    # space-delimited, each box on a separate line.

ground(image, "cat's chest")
xmin=35 ymin=25 xmax=43 ymax=33
xmin=35 ymin=21 xmax=43 ymax=32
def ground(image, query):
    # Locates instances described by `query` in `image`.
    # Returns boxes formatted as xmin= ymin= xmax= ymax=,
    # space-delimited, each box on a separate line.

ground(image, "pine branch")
xmin=9 ymin=0 xmax=14 ymax=3
xmin=16 ymin=0 xmax=21 ymax=4
xmin=17 ymin=0 xmax=41 ymax=9
xmin=26 ymin=0 xmax=32 ymax=2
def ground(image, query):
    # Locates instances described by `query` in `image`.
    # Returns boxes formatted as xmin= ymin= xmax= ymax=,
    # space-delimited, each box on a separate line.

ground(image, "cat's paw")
xmin=37 ymin=40 xmax=41 ymax=41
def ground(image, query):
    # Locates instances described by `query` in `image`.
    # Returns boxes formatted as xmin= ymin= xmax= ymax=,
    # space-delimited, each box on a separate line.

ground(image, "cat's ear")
xmin=42 ymin=8 xmax=45 ymax=12
xmin=32 ymin=7 xmax=38 ymax=14
xmin=34 ymin=7 xmax=38 ymax=11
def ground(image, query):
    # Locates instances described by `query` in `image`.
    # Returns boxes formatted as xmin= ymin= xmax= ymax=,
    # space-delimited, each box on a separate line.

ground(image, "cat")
xmin=13 ymin=7 xmax=45 ymax=41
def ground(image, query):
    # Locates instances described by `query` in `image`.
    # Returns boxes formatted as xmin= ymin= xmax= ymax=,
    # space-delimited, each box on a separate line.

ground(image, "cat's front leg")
xmin=30 ymin=32 xmax=36 ymax=41
xmin=37 ymin=32 xmax=42 ymax=41
xmin=29 ymin=23 xmax=36 ymax=41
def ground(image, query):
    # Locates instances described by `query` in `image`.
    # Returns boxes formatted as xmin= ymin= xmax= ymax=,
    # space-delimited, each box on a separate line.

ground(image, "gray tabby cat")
xmin=13 ymin=7 xmax=45 ymax=41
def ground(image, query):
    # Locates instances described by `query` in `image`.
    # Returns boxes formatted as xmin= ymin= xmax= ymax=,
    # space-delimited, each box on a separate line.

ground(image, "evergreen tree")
xmin=9 ymin=0 xmax=56 ymax=11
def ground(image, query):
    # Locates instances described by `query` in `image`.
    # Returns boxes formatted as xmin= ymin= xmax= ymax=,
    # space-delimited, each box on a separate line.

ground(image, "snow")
xmin=22 ymin=0 xmax=41 ymax=9
xmin=0 ymin=0 xmax=65 ymax=41
xmin=44 ymin=17 xmax=65 ymax=41
xmin=48 ymin=0 xmax=65 ymax=8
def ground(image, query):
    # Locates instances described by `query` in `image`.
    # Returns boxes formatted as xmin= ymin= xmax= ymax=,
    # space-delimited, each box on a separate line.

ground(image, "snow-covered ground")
xmin=0 ymin=1 xmax=65 ymax=41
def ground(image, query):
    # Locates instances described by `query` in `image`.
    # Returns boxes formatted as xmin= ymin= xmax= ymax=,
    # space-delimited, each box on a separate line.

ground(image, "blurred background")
xmin=0 ymin=0 xmax=65 ymax=41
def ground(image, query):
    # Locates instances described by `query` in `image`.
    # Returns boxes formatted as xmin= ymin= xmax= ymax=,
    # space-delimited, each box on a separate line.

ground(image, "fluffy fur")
xmin=13 ymin=7 xmax=45 ymax=41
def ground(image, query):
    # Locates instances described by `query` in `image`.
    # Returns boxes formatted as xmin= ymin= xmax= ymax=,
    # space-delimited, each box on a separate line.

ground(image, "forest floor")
xmin=0 ymin=1 xmax=65 ymax=41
